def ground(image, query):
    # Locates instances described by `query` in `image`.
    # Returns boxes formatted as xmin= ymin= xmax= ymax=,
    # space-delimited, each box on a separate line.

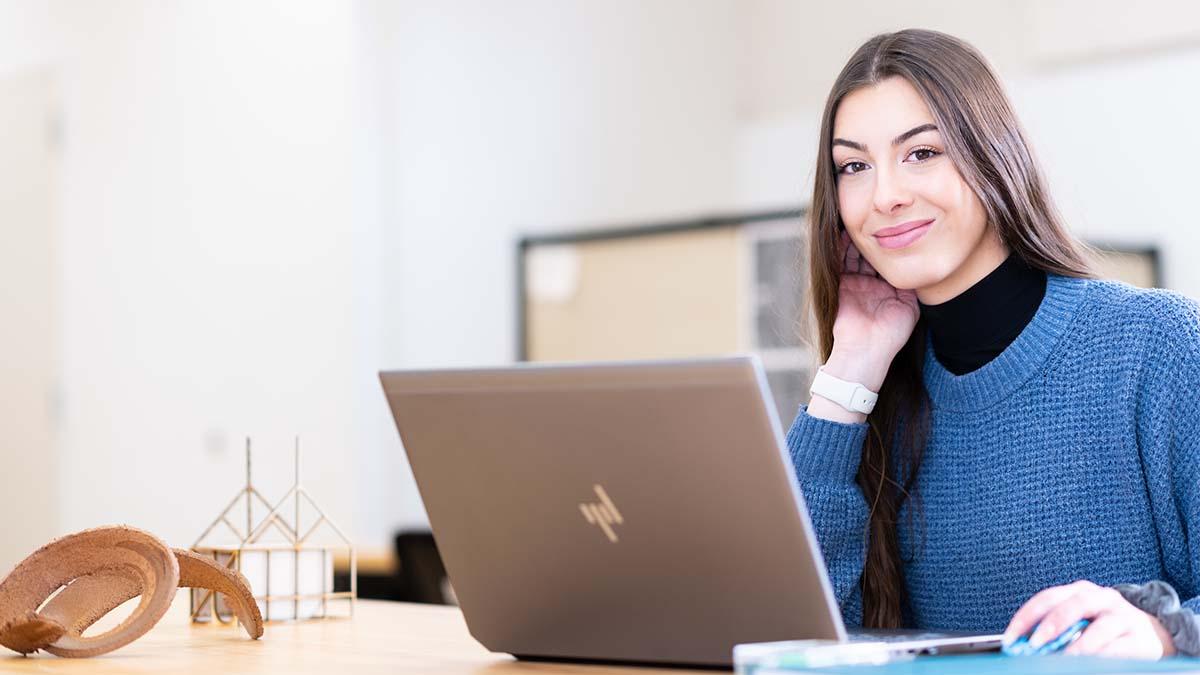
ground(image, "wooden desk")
xmin=1 ymin=595 xmax=703 ymax=674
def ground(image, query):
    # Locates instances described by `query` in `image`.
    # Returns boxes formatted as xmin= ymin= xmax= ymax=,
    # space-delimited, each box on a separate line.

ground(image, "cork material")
xmin=175 ymin=549 xmax=263 ymax=639
xmin=0 ymin=613 xmax=66 ymax=655
xmin=0 ymin=526 xmax=263 ymax=658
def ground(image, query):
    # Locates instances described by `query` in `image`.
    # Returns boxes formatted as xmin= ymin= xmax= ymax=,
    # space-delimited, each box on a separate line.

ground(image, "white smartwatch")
xmin=809 ymin=367 xmax=878 ymax=414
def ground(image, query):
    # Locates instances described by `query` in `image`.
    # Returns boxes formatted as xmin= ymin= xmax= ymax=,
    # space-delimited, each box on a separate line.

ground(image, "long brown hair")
xmin=808 ymin=29 xmax=1094 ymax=628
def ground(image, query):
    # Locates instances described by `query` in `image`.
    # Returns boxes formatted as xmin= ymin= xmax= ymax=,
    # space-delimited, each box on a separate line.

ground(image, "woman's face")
xmin=831 ymin=76 xmax=1007 ymax=305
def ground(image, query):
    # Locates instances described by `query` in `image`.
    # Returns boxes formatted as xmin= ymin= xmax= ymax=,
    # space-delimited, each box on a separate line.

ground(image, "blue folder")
xmin=754 ymin=654 xmax=1200 ymax=674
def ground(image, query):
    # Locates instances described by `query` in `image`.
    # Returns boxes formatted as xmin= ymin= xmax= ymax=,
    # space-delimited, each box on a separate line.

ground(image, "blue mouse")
xmin=1003 ymin=619 xmax=1091 ymax=656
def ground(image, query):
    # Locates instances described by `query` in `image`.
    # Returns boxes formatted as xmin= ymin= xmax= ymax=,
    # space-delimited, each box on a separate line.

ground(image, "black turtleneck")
xmin=918 ymin=254 xmax=1047 ymax=376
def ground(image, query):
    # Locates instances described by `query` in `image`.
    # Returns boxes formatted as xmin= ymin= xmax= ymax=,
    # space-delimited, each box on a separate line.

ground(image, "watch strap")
xmin=809 ymin=367 xmax=878 ymax=414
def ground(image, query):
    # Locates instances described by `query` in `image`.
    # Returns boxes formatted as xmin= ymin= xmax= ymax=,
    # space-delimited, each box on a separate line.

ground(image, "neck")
xmin=916 ymin=235 xmax=1010 ymax=305
xmin=918 ymin=252 xmax=1048 ymax=376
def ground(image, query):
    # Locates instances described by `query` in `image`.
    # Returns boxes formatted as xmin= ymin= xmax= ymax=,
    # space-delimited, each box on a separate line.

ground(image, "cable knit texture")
xmin=787 ymin=274 xmax=1200 ymax=634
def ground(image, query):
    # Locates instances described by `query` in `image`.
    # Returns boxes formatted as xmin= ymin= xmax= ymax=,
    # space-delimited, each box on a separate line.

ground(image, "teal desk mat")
xmin=755 ymin=654 xmax=1200 ymax=674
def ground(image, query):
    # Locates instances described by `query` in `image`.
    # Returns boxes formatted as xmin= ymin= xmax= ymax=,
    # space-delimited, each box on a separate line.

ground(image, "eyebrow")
xmin=832 ymin=123 xmax=938 ymax=152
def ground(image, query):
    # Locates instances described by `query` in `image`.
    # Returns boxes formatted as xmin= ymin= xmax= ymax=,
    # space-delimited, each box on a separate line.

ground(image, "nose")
xmin=871 ymin=164 xmax=913 ymax=215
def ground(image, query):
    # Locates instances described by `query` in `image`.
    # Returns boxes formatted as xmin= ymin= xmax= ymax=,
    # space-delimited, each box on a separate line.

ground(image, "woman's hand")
xmin=829 ymin=229 xmax=920 ymax=369
xmin=1003 ymin=580 xmax=1176 ymax=659
xmin=806 ymin=231 xmax=919 ymax=424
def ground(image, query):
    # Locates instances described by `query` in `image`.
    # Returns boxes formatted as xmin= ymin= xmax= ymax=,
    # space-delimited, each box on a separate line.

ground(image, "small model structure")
xmin=191 ymin=438 xmax=356 ymax=623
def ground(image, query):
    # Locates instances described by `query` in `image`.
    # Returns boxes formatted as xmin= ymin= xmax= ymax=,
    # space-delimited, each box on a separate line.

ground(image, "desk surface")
xmin=1 ymin=595 xmax=700 ymax=674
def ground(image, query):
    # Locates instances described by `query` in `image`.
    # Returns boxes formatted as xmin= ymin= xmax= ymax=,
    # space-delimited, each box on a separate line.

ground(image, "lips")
xmin=873 ymin=218 xmax=934 ymax=250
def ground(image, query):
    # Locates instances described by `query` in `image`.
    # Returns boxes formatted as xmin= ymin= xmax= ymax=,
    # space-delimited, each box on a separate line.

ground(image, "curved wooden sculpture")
xmin=0 ymin=526 xmax=263 ymax=658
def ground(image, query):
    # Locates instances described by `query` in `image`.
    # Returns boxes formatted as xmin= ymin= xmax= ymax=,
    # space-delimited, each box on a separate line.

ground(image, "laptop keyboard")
xmin=846 ymin=631 xmax=958 ymax=643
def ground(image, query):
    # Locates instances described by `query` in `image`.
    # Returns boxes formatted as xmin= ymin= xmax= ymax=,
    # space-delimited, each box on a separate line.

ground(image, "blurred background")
xmin=0 ymin=0 xmax=1195 ymax=603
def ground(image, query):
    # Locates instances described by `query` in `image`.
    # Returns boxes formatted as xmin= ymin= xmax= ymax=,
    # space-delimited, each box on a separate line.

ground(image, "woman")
xmin=790 ymin=28 xmax=1199 ymax=659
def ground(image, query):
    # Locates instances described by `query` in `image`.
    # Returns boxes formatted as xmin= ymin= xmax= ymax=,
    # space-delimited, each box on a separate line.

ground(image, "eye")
xmin=836 ymin=160 xmax=868 ymax=176
xmin=907 ymin=146 xmax=940 ymax=162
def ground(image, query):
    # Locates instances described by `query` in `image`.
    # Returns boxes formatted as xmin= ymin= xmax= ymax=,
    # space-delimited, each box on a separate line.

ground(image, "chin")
xmin=876 ymin=261 xmax=952 ymax=293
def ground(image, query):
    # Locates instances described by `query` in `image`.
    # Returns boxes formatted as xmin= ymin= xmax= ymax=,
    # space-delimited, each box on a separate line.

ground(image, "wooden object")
xmin=0 ymin=526 xmax=262 ymax=658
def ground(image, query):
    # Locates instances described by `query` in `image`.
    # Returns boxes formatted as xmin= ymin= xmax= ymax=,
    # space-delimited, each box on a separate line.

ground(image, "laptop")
xmin=378 ymin=355 xmax=1002 ymax=668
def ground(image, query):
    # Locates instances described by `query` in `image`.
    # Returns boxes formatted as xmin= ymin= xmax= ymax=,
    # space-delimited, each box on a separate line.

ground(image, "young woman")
xmin=789 ymin=28 xmax=1200 ymax=659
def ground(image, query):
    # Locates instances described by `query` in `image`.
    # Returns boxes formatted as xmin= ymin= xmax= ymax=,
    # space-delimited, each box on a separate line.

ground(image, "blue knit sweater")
xmin=787 ymin=274 xmax=1200 ymax=632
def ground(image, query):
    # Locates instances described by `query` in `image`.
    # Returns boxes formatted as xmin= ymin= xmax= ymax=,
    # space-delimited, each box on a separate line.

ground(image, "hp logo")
xmin=579 ymin=484 xmax=624 ymax=543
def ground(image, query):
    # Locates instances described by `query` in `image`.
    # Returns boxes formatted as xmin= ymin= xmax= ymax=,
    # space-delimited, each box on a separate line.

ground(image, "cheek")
xmin=926 ymin=165 xmax=984 ymax=231
xmin=959 ymin=186 xmax=988 ymax=236
xmin=836 ymin=181 xmax=868 ymax=230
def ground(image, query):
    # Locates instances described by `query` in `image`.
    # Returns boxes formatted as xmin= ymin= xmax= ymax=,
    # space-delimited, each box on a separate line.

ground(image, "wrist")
xmin=822 ymin=349 xmax=892 ymax=393
xmin=1152 ymin=615 xmax=1178 ymax=657
xmin=1114 ymin=580 xmax=1190 ymax=657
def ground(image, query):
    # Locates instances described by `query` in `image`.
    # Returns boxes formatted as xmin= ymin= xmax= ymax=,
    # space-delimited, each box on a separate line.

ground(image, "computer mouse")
xmin=1002 ymin=618 xmax=1090 ymax=656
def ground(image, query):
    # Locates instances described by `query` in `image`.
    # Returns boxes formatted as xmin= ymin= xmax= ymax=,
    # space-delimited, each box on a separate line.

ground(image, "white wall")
xmin=1014 ymin=47 xmax=1200 ymax=294
xmin=1029 ymin=0 xmax=1200 ymax=66
xmin=737 ymin=1 xmax=1030 ymax=125
xmin=0 ymin=0 xmax=56 ymax=79
xmin=0 ymin=1 xmax=62 ymax=569
xmin=0 ymin=68 xmax=59 ymax=572
xmin=47 ymin=0 xmax=380 ymax=548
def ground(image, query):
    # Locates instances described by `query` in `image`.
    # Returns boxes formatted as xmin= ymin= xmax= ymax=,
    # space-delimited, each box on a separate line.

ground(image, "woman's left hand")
xmin=1003 ymin=580 xmax=1176 ymax=659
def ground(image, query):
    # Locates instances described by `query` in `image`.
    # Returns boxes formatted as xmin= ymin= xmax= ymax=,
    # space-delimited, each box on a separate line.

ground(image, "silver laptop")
xmin=378 ymin=356 xmax=1001 ymax=668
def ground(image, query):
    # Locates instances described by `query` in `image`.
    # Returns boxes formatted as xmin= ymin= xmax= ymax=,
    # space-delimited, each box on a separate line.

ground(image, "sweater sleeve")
xmin=785 ymin=404 xmax=869 ymax=627
xmin=1169 ymin=391 xmax=1200 ymax=618
xmin=1122 ymin=415 xmax=1200 ymax=657
xmin=1132 ymin=292 xmax=1200 ymax=624
xmin=1160 ymin=333 xmax=1200 ymax=655
xmin=1172 ymin=431 xmax=1200 ymax=618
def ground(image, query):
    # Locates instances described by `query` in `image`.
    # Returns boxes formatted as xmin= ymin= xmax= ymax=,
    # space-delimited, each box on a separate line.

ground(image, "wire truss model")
xmin=191 ymin=439 xmax=356 ymax=624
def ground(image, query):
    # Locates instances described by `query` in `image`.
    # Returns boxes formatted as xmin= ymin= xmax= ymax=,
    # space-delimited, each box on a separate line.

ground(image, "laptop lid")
xmin=379 ymin=355 xmax=846 ymax=667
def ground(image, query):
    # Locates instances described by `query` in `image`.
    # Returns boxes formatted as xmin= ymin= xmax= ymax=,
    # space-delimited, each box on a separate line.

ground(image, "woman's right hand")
xmin=830 ymin=230 xmax=920 ymax=369
xmin=806 ymin=231 xmax=920 ymax=423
